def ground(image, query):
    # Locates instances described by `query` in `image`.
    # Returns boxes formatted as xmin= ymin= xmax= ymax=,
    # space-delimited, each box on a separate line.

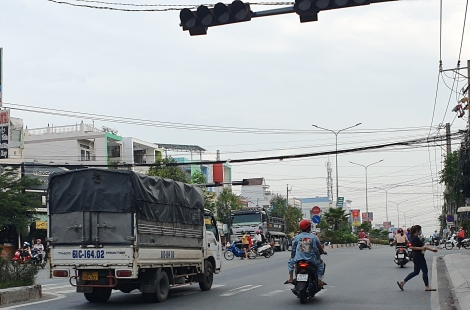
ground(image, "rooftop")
xmin=155 ymin=143 xmax=206 ymax=153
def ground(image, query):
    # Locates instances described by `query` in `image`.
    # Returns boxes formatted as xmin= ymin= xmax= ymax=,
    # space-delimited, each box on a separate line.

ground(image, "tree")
xmin=190 ymin=170 xmax=206 ymax=185
xmin=215 ymin=187 xmax=242 ymax=224
xmin=323 ymin=207 xmax=349 ymax=231
xmin=285 ymin=205 xmax=303 ymax=234
xmin=203 ymin=191 xmax=217 ymax=214
xmin=358 ymin=221 xmax=372 ymax=233
xmin=439 ymin=150 xmax=465 ymax=207
xmin=147 ymin=156 xmax=189 ymax=183
xmin=269 ymin=194 xmax=287 ymax=218
xmin=0 ymin=167 xmax=42 ymax=235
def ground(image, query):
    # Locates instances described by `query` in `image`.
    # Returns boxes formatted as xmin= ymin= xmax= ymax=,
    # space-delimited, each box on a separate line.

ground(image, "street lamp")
xmin=349 ymin=159 xmax=384 ymax=214
xmin=389 ymin=200 xmax=408 ymax=228
xmin=403 ymin=209 xmax=414 ymax=228
xmin=373 ymin=185 xmax=402 ymax=230
xmin=312 ymin=123 xmax=362 ymax=202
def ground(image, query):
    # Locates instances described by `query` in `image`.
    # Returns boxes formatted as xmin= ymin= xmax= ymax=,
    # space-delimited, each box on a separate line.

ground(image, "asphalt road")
xmin=2 ymin=245 xmax=465 ymax=310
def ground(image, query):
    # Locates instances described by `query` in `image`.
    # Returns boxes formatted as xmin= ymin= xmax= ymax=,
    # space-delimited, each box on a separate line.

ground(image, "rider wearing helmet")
xmin=21 ymin=242 xmax=31 ymax=261
xmin=33 ymin=238 xmax=45 ymax=263
xmin=286 ymin=219 xmax=327 ymax=288
xmin=254 ymin=230 xmax=263 ymax=248
xmin=358 ymin=229 xmax=371 ymax=247
xmin=393 ymin=228 xmax=409 ymax=246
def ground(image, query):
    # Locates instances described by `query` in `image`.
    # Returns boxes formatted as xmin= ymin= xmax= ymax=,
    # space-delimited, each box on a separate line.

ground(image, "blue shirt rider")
xmin=285 ymin=219 xmax=327 ymax=288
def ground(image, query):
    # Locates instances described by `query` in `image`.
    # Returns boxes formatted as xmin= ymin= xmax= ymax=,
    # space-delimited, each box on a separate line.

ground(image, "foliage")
xmin=0 ymin=258 xmax=38 ymax=289
xmin=215 ymin=187 xmax=242 ymax=224
xmin=321 ymin=231 xmax=358 ymax=244
xmin=359 ymin=221 xmax=372 ymax=233
xmin=268 ymin=194 xmax=303 ymax=234
xmin=147 ymin=156 xmax=189 ymax=183
xmin=190 ymin=170 xmax=207 ymax=185
xmin=322 ymin=207 xmax=349 ymax=231
xmin=439 ymin=150 xmax=465 ymax=206
xmin=269 ymin=194 xmax=287 ymax=218
xmin=203 ymin=190 xmax=217 ymax=214
xmin=0 ymin=167 xmax=42 ymax=235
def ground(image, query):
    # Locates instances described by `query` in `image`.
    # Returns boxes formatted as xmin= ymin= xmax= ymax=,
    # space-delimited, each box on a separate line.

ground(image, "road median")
xmin=0 ymin=284 xmax=42 ymax=306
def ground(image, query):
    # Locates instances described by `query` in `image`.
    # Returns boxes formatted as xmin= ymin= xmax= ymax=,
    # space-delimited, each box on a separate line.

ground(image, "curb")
xmin=444 ymin=253 xmax=470 ymax=310
xmin=0 ymin=284 xmax=42 ymax=306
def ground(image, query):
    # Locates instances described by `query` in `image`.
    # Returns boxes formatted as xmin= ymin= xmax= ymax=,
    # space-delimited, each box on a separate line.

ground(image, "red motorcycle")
xmin=11 ymin=249 xmax=31 ymax=265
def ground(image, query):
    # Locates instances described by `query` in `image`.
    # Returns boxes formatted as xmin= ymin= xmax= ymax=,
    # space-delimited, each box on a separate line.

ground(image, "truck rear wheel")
xmin=142 ymin=270 xmax=170 ymax=303
xmin=84 ymin=287 xmax=112 ymax=303
xmin=199 ymin=261 xmax=213 ymax=291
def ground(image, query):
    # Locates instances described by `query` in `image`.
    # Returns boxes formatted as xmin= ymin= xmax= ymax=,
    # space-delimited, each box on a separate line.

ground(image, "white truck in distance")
xmin=47 ymin=169 xmax=222 ymax=303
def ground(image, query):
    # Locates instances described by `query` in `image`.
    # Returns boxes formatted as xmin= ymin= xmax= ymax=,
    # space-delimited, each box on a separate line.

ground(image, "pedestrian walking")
xmin=397 ymin=225 xmax=438 ymax=292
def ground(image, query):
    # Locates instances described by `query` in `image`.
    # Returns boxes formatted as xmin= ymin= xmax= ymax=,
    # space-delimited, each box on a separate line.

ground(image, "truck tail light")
xmin=116 ymin=270 xmax=132 ymax=277
xmin=53 ymin=270 xmax=69 ymax=277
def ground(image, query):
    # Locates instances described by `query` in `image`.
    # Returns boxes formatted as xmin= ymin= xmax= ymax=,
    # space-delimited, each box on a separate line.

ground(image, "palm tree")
xmin=323 ymin=208 xmax=350 ymax=231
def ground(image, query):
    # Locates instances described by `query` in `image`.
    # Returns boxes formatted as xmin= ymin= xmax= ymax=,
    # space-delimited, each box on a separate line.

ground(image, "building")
xmin=240 ymin=178 xmax=272 ymax=208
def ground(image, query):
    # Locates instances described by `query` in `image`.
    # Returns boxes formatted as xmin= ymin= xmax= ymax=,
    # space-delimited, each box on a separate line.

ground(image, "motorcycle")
xmin=224 ymin=241 xmax=257 ymax=260
xmin=30 ymin=249 xmax=46 ymax=268
xmin=11 ymin=249 xmax=31 ymax=265
xmin=291 ymin=260 xmax=324 ymax=304
xmin=461 ymin=238 xmax=470 ymax=249
xmin=432 ymin=236 xmax=440 ymax=246
xmin=394 ymin=245 xmax=409 ymax=268
xmin=445 ymin=234 xmax=460 ymax=250
xmin=407 ymin=242 xmax=413 ymax=261
xmin=251 ymin=242 xmax=275 ymax=258
xmin=389 ymin=239 xmax=394 ymax=247
xmin=358 ymin=239 xmax=371 ymax=250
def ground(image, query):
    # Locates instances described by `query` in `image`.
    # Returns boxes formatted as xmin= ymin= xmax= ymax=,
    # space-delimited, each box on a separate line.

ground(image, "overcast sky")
xmin=1 ymin=0 xmax=469 ymax=234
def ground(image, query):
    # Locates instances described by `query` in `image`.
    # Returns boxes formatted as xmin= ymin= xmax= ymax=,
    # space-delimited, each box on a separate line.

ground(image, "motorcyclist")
xmin=432 ymin=230 xmax=440 ymax=245
xmin=457 ymin=227 xmax=465 ymax=249
xmin=406 ymin=228 xmax=411 ymax=241
xmin=21 ymin=242 xmax=31 ymax=262
xmin=285 ymin=219 xmax=327 ymax=288
xmin=254 ymin=230 xmax=263 ymax=248
xmin=393 ymin=228 xmax=409 ymax=246
xmin=32 ymin=239 xmax=45 ymax=263
xmin=358 ymin=229 xmax=370 ymax=247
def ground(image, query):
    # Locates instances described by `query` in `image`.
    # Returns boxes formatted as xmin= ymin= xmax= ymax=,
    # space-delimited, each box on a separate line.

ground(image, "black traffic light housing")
xmin=180 ymin=1 xmax=253 ymax=36
xmin=295 ymin=0 xmax=375 ymax=23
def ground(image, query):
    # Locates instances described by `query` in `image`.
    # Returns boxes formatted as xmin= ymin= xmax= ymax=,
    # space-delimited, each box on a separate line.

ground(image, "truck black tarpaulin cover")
xmin=48 ymin=168 xmax=204 ymax=226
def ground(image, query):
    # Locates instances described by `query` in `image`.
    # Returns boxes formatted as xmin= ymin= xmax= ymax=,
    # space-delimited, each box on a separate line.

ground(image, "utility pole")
xmin=286 ymin=184 xmax=292 ymax=209
xmin=350 ymin=159 xmax=384 ymax=214
xmin=445 ymin=122 xmax=451 ymax=234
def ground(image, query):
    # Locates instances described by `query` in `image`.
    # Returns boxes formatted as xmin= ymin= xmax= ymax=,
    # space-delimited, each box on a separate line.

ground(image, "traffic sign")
xmin=336 ymin=197 xmax=344 ymax=207
xmin=312 ymin=215 xmax=321 ymax=224
xmin=311 ymin=206 xmax=321 ymax=215
xmin=446 ymin=214 xmax=454 ymax=223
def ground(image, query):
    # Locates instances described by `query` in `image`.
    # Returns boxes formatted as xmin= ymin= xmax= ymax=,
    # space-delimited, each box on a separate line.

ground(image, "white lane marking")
xmin=5 ymin=293 xmax=67 ymax=309
xmin=220 ymin=285 xmax=263 ymax=296
xmin=260 ymin=289 xmax=284 ymax=296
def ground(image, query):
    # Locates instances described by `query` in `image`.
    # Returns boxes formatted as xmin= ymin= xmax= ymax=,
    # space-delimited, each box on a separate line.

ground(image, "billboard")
xmin=0 ymin=47 xmax=2 ymax=105
xmin=351 ymin=209 xmax=361 ymax=226
xmin=0 ymin=109 xmax=9 ymax=159
xmin=361 ymin=212 xmax=374 ymax=223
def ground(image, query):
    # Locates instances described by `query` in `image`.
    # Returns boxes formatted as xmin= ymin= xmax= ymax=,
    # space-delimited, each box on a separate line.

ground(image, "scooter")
xmin=394 ymin=245 xmax=409 ymax=268
xmin=358 ymin=239 xmax=371 ymax=250
xmin=30 ymin=249 xmax=46 ymax=268
xmin=252 ymin=242 xmax=275 ymax=258
xmin=11 ymin=249 xmax=31 ymax=265
xmin=445 ymin=234 xmax=460 ymax=250
xmin=291 ymin=260 xmax=324 ymax=304
xmin=224 ymin=241 xmax=256 ymax=260
xmin=407 ymin=242 xmax=413 ymax=262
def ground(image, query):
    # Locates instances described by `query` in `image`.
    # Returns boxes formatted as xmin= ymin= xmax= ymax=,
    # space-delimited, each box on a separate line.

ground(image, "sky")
xmin=1 ymin=0 xmax=469 ymax=234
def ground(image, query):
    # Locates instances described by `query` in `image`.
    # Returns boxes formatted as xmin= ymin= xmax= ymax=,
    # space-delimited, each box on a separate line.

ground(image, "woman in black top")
xmin=397 ymin=225 xmax=438 ymax=291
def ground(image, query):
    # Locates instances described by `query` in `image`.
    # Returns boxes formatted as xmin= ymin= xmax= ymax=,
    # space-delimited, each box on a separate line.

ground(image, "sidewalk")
xmin=444 ymin=253 xmax=470 ymax=310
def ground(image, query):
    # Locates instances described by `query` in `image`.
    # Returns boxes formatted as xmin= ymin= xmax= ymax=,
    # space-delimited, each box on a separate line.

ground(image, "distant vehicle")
xmin=230 ymin=207 xmax=287 ymax=251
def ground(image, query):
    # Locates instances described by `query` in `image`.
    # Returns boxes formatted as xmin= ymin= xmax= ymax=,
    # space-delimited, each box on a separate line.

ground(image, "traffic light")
xmin=294 ymin=0 xmax=377 ymax=23
xmin=180 ymin=1 xmax=252 ymax=36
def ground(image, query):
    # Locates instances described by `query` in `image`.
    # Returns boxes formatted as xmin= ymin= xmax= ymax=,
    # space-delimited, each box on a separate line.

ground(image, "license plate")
xmin=296 ymin=274 xmax=308 ymax=282
xmin=81 ymin=271 xmax=98 ymax=281
xmin=398 ymin=254 xmax=405 ymax=258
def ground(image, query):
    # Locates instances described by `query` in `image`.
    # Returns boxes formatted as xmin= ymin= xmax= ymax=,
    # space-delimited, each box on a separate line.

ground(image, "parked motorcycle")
xmin=358 ymin=239 xmax=371 ymax=250
xmin=224 ymin=241 xmax=256 ymax=260
xmin=394 ymin=245 xmax=409 ymax=268
xmin=291 ymin=260 xmax=324 ymax=304
xmin=30 ymin=249 xmax=46 ymax=268
xmin=11 ymin=249 xmax=31 ymax=265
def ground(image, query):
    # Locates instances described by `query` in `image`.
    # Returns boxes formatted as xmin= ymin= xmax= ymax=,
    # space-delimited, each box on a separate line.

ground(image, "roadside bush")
xmin=0 ymin=257 xmax=38 ymax=289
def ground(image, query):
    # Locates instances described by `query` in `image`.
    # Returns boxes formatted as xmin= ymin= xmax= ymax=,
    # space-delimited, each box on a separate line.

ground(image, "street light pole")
xmin=349 ymin=159 xmax=384 ymax=214
xmin=403 ymin=209 xmax=414 ymax=228
xmin=312 ymin=123 xmax=362 ymax=202
xmin=389 ymin=200 xmax=408 ymax=228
